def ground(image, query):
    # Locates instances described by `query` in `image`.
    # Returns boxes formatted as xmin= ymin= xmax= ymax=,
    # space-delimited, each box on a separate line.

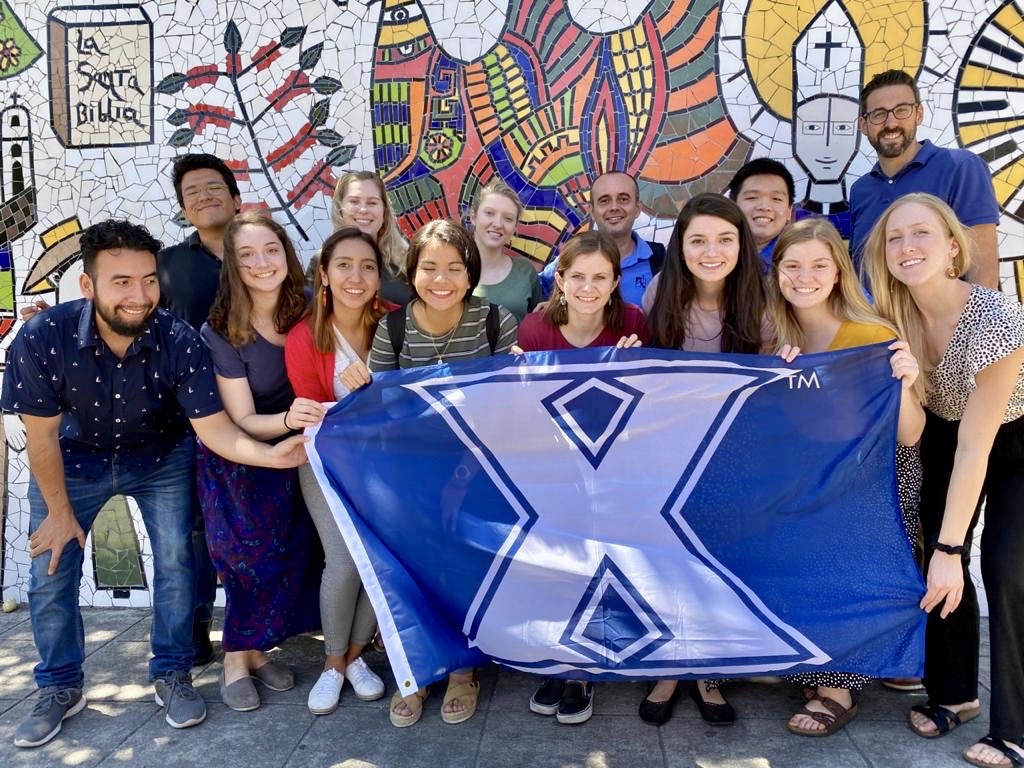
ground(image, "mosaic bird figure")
xmin=370 ymin=0 xmax=751 ymax=264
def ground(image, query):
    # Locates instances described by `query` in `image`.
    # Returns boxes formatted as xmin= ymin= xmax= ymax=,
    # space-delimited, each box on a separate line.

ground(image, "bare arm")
xmin=966 ymin=223 xmax=999 ymax=290
xmin=215 ymin=375 xmax=324 ymax=441
xmin=920 ymin=346 xmax=1024 ymax=617
xmin=190 ymin=410 xmax=309 ymax=468
xmin=22 ymin=414 xmax=86 ymax=575
xmin=888 ymin=341 xmax=925 ymax=446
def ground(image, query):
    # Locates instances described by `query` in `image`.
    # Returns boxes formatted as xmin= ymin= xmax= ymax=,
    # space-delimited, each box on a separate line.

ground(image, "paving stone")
xmin=847 ymin=717 xmax=985 ymax=768
xmin=476 ymin=709 xmax=664 ymax=768
xmin=0 ymin=610 xmax=30 ymax=638
xmin=662 ymin=715 xmax=870 ymax=768
xmin=0 ymin=609 xmax=997 ymax=768
xmin=285 ymin=700 xmax=480 ymax=768
xmin=0 ymin=641 xmax=42 ymax=700
xmin=0 ymin=696 xmax=157 ymax=768
xmin=95 ymin=700 xmax=312 ymax=768
xmin=82 ymin=641 xmax=158 ymax=703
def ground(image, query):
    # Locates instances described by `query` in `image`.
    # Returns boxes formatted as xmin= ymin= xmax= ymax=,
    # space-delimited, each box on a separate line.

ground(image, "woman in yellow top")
xmin=768 ymin=217 xmax=926 ymax=736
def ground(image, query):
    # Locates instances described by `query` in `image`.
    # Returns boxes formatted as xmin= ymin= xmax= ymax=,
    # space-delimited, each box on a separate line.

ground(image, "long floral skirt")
xmin=197 ymin=442 xmax=322 ymax=651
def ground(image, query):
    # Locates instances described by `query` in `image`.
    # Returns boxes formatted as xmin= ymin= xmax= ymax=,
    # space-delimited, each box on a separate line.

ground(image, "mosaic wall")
xmin=1 ymin=0 xmax=1022 ymax=608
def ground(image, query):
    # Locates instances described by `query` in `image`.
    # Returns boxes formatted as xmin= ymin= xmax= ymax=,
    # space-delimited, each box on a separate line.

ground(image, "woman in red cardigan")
xmin=285 ymin=227 xmax=393 ymax=715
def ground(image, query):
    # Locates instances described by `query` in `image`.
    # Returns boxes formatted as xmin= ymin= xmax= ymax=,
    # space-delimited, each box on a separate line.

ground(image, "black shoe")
xmin=639 ymin=681 xmax=682 ymax=726
xmin=688 ymin=681 xmax=735 ymax=725
xmin=529 ymin=678 xmax=565 ymax=716
xmin=556 ymin=682 xmax=594 ymax=725
xmin=191 ymin=618 xmax=214 ymax=667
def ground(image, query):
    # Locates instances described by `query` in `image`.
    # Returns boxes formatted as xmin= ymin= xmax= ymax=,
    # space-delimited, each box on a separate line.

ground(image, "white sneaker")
xmin=307 ymin=668 xmax=344 ymax=715
xmin=345 ymin=657 xmax=385 ymax=701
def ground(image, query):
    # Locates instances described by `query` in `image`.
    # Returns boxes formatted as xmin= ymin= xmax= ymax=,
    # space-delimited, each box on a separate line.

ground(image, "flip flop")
xmin=389 ymin=687 xmax=429 ymax=728
xmin=787 ymin=694 xmax=858 ymax=737
xmin=964 ymin=736 xmax=1024 ymax=768
xmin=441 ymin=680 xmax=480 ymax=725
xmin=909 ymin=703 xmax=981 ymax=738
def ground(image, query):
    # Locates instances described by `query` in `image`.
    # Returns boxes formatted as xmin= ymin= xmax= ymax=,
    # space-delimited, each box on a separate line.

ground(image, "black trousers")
xmin=919 ymin=409 xmax=1024 ymax=741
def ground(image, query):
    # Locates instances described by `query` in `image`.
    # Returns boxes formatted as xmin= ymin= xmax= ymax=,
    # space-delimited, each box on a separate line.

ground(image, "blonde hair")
xmin=469 ymin=180 xmax=524 ymax=221
xmin=330 ymin=171 xmax=408 ymax=276
xmin=769 ymin=218 xmax=891 ymax=344
xmin=862 ymin=193 xmax=972 ymax=399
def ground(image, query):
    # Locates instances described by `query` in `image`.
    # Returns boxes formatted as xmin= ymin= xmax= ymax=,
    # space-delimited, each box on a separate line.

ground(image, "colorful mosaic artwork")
xmin=1 ymin=0 xmax=1022 ymax=608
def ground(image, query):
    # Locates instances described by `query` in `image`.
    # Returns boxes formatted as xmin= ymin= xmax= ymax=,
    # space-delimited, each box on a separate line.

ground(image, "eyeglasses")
xmin=862 ymin=103 xmax=918 ymax=125
xmin=182 ymin=182 xmax=229 ymax=201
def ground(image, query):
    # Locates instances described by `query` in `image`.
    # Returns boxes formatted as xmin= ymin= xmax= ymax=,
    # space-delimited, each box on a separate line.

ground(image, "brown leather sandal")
xmin=787 ymin=694 xmax=858 ymax=737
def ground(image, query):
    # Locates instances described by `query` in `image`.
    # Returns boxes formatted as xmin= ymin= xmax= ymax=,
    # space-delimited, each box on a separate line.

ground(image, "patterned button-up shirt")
xmin=1 ymin=299 xmax=222 ymax=478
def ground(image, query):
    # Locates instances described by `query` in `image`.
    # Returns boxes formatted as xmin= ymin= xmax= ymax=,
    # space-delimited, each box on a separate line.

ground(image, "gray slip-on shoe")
xmin=219 ymin=671 xmax=260 ymax=712
xmin=252 ymin=660 xmax=294 ymax=692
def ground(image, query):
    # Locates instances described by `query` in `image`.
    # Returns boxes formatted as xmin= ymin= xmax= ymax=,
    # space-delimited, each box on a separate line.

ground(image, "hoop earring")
xmin=946 ymin=263 xmax=961 ymax=279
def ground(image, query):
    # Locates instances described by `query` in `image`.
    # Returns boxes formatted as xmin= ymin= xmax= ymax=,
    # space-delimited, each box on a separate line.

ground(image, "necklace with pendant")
xmin=431 ymin=327 xmax=456 ymax=363
xmin=428 ymin=308 xmax=464 ymax=364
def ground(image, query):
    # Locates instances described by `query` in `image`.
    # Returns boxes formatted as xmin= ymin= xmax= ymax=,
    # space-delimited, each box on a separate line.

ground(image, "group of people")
xmin=2 ymin=68 xmax=1022 ymax=768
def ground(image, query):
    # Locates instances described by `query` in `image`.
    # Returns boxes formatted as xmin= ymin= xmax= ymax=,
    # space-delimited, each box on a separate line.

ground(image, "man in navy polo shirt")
xmin=541 ymin=171 xmax=665 ymax=305
xmin=158 ymin=153 xmax=241 ymax=665
xmin=850 ymin=69 xmax=1000 ymax=288
xmin=1 ymin=220 xmax=308 ymax=748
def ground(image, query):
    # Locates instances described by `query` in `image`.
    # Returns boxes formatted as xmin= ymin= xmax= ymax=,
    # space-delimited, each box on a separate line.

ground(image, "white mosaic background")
xmin=2 ymin=0 xmax=1022 ymax=610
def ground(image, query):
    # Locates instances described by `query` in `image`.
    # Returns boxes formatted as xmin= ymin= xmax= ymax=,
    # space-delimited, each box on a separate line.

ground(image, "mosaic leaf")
xmin=167 ymin=127 xmax=196 ymax=147
xmin=280 ymin=25 xmax=307 ymax=48
xmin=312 ymin=76 xmax=343 ymax=95
xmin=166 ymin=108 xmax=189 ymax=126
xmin=224 ymin=20 xmax=242 ymax=55
xmin=308 ymin=97 xmax=330 ymax=127
xmin=155 ymin=72 xmax=188 ymax=94
xmin=317 ymin=128 xmax=345 ymax=147
xmin=325 ymin=145 xmax=356 ymax=166
xmin=299 ymin=43 xmax=323 ymax=71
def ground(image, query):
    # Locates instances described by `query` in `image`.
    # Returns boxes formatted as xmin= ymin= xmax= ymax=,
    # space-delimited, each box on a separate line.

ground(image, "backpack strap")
xmin=387 ymin=305 xmax=407 ymax=361
xmin=485 ymin=302 xmax=500 ymax=354
xmin=647 ymin=240 xmax=666 ymax=276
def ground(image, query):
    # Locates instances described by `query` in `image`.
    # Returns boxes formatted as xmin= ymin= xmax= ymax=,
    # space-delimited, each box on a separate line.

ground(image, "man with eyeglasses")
xmin=849 ymin=70 xmax=1000 ymax=288
xmin=159 ymin=153 xmax=242 ymax=327
xmin=157 ymin=153 xmax=242 ymax=667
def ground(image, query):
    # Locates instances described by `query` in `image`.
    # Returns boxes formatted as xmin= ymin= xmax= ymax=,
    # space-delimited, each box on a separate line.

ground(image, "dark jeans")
xmin=28 ymin=441 xmax=196 ymax=687
xmin=919 ymin=410 xmax=1024 ymax=741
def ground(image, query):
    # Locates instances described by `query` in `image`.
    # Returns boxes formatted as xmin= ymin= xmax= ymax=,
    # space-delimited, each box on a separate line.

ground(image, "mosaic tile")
xmin=1 ymin=0 xmax=1020 ymax=609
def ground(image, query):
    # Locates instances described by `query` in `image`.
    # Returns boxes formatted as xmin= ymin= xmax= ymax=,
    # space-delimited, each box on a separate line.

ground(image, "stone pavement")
xmin=0 ymin=607 xmax=993 ymax=768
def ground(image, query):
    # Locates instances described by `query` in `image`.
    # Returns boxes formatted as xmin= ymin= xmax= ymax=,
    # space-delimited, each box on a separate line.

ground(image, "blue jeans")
xmin=28 ymin=440 xmax=196 ymax=688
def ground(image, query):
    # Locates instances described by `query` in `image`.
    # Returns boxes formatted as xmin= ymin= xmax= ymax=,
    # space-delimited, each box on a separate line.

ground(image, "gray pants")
xmin=299 ymin=464 xmax=377 ymax=656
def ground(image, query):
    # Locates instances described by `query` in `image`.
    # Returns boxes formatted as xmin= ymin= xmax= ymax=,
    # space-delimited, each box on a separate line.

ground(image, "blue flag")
xmin=307 ymin=344 xmax=925 ymax=691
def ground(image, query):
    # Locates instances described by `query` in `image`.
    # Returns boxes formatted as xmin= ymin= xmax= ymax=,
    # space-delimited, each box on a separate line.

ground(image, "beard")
xmin=870 ymin=126 xmax=915 ymax=159
xmin=94 ymin=298 xmax=156 ymax=338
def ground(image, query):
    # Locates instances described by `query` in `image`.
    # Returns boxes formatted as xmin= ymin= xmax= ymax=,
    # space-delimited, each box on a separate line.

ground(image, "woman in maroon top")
xmin=517 ymin=230 xmax=646 ymax=725
xmin=517 ymin=231 xmax=649 ymax=354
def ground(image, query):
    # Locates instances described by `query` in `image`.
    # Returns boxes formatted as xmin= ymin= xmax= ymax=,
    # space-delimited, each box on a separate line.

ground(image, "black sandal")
xmin=964 ymin=736 xmax=1024 ymax=768
xmin=909 ymin=703 xmax=981 ymax=738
